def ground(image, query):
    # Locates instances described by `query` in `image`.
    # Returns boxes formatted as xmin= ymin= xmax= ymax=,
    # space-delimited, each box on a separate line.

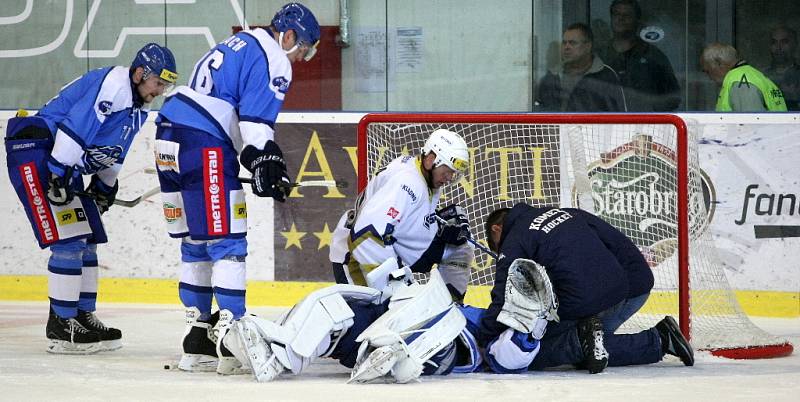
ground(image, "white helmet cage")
xmin=421 ymin=129 xmax=469 ymax=182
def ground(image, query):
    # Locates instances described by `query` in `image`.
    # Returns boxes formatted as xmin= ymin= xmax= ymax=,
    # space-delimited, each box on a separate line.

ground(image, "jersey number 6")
xmin=192 ymin=49 xmax=224 ymax=95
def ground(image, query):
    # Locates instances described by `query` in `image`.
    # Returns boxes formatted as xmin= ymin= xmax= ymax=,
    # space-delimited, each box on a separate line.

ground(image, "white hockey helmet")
xmin=422 ymin=129 xmax=469 ymax=178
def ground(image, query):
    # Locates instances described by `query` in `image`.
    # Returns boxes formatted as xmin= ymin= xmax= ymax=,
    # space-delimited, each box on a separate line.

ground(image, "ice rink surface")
xmin=1 ymin=301 xmax=798 ymax=402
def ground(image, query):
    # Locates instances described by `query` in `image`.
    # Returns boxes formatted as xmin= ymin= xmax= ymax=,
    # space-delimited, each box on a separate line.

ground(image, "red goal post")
xmin=357 ymin=113 xmax=793 ymax=359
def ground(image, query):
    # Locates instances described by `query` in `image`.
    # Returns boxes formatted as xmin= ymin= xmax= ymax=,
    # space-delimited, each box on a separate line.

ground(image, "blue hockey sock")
xmin=48 ymin=240 xmax=87 ymax=319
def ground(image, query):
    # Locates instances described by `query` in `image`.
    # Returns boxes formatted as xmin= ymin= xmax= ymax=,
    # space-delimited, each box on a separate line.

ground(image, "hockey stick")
xmin=435 ymin=216 xmax=498 ymax=259
xmin=238 ymin=176 xmax=349 ymax=189
xmin=77 ymin=186 xmax=161 ymax=208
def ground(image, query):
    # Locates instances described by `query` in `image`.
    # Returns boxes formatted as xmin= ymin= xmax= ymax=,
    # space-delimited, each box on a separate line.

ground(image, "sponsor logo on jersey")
xmin=272 ymin=76 xmax=290 ymax=93
xmin=19 ymin=163 xmax=58 ymax=244
xmin=387 ymin=207 xmax=400 ymax=219
xmin=573 ymin=134 xmax=715 ymax=266
xmin=234 ymin=203 xmax=247 ymax=219
xmin=11 ymin=141 xmax=35 ymax=151
xmin=56 ymin=208 xmax=87 ymax=225
xmin=155 ymin=151 xmax=178 ymax=169
xmin=81 ymin=145 xmax=123 ymax=173
xmin=203 ymin=148 xmax=228 ymax=235
xmin=401 ymin=184 xmax=417 ymax=202
xmin=163 ymin=202 xmax=183 ymax=223
xmin=528 ymin=208 xmax=573 ymax=234
xmin=98 ymin=100 xmax=113 ymax=115
xmin=423 ymin=212 xmax=437 ymax=229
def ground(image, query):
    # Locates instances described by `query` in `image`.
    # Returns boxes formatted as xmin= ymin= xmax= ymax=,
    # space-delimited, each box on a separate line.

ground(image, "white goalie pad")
xmin=349 ymin=270 xmax=466 ymax=384
xmin=497 ymin=258 xmax=559 ymax=339
xmin=229 ymin=284 xmax=381 ymax=382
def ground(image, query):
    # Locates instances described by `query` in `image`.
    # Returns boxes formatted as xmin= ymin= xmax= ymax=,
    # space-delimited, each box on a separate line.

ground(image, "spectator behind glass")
xmin=764 ymin=26 xmax=800 ymax=110
xmin=534 ymin=23 xmax=627 ymax=112
xmin=599 ymin=0 xmax=681 ymax=111
xmin=701 ymin=42 xmax=788 ymax=112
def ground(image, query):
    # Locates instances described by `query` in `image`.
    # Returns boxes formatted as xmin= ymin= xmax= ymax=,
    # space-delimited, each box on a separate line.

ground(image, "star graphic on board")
xmin=313 ymin=223 xmax=333 ymax=250
xmin=281 ymin=223 xmax=306 ymax=249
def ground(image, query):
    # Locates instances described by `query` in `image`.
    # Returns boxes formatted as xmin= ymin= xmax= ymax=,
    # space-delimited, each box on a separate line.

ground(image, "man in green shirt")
xmin=701 ymin=42 xmax=788 ymax=111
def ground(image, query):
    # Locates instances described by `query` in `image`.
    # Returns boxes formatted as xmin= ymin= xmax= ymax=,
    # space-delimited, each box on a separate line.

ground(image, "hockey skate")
xmin=76 ymin=310 xmax=122 ymax=351
xmin=212 ymin=310 xmax=250 ymax=375
xmin=177 ymin=307 xmax=218 ymax=372
xmin=577 ymin=316 xmax=608 ymax=374
xmin=46 ymin=309 xmax=102 ymax=355
xmin=656 ymin=316 xmax=694 ymax=366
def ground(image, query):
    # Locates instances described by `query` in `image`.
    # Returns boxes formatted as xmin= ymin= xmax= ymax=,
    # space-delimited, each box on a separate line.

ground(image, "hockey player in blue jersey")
xmin=4 ymin=43 xmax=177 ymax=354
xmin=480 ymin=204 xmax=694 ymax=374
xmin=153 ymin=3 xmax=322 ymax=375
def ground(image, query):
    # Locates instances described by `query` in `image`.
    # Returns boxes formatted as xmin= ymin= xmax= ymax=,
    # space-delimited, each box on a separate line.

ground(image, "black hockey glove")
xmin=435 ymin=204 xmax=470 ymax=246
xmin=240 ymin=141 xmax=290 ymax=202
xmin=85 ymin=175 xmax=119 ymax=214
xmin=46 ymin=163 xmax=75 ymax=206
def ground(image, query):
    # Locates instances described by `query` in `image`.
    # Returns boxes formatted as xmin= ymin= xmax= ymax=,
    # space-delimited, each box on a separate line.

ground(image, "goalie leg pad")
xmin=350 ymin=271 xmax=466 ymax=384
xmin=232 ymin=285 xmax=379 ymax=378
xmin=228 ymin=318 xmax=285 ymax=382
xmin=497 ymin=258 xmax=559 ymax=338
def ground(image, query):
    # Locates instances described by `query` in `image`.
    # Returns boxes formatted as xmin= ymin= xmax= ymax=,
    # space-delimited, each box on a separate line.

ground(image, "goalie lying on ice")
xmin=218 ymin=260 xmax=562 ymax=383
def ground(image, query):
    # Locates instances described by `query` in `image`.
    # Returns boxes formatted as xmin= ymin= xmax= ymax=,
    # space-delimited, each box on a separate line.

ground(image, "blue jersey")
xmin=38 ymin=66 xmax=147 ymax=181
xmin=479 ymin=204 xmax=653 ymax=344
xmin=158 ymin=28 xmax=291 ymax=152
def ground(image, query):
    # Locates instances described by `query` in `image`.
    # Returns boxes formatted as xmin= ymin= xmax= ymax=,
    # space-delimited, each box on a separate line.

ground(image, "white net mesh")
xmin=361 ymin=115 xmax=791 ymax=356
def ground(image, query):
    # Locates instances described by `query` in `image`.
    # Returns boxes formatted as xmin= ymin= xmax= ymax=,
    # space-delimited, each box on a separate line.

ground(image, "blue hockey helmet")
xmin=131 ymin=43 xmax=178 ymax=84
xmin=272 ymin=3 xmax=321 ymax=61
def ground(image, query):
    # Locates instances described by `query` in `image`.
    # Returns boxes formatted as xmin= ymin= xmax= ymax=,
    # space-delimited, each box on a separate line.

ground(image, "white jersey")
xmin=330 ymin=155 xmax=442 ymax=285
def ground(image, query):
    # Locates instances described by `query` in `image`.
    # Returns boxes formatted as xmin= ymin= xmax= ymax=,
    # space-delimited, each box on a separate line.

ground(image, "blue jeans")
xmin=603 ymin=292 xmax=650 ymax=333
xmin=529 ymin=293 xmax=662 ymax=370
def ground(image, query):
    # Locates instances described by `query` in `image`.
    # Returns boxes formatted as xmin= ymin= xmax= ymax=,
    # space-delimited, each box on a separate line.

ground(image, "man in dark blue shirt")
xmin=479 ymin=203 xmax=693 ymax=373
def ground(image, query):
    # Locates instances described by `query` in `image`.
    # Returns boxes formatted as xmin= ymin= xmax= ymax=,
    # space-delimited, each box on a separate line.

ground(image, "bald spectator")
xmin=701 ymin=43 xmax=788 ymax=112
xmin=600 ymin=0 xmax=681 ymax=111
xmin=764 ymin=26 xmax=800 ymax=110
xmin=535 ymin=23 xmax=627 ymax=112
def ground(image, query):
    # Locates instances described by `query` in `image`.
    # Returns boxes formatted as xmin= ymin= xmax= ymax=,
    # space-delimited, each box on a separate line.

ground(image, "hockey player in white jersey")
xmin=330 ymin=129 xmax=475 ymax=302
xmin=153 ymin=3 xmax=321 ymax=374
xmin=4 ymin=43 xmax=177 ymax=354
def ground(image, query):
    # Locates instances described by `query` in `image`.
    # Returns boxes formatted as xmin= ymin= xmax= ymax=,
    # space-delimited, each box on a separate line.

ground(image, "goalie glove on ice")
xmin=240 ymin=141 xmax=290 ymax=202
xmin=85 ymin=174 xmax=118 ymax=214
xmin=435 ymin=204 xmax=470 ymax=245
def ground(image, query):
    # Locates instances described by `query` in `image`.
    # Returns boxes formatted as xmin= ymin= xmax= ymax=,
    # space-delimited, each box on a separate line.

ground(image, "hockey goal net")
xmin=357 ymin=113 xmax=793 ymax=359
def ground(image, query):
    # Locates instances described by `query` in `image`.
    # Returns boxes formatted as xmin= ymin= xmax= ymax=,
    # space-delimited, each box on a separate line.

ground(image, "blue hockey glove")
xmin=85 ymin=175 xmax=119 ymax=214
xmin=46 ymin=161 xmax=75 ymax=206
xmin=435 ymin=204 xmax=470 ymax=245
xmin=240 ymin=141 xmax=290 ymax=202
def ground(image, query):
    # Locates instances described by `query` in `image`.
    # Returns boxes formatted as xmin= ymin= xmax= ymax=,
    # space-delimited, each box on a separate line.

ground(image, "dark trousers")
xmin=530 ymin=293 xmax=663 ymax=369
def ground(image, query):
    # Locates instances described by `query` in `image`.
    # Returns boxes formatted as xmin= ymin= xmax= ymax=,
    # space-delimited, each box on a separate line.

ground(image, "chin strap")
xmin=278 ymin=31 xmax=301 ymax=57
